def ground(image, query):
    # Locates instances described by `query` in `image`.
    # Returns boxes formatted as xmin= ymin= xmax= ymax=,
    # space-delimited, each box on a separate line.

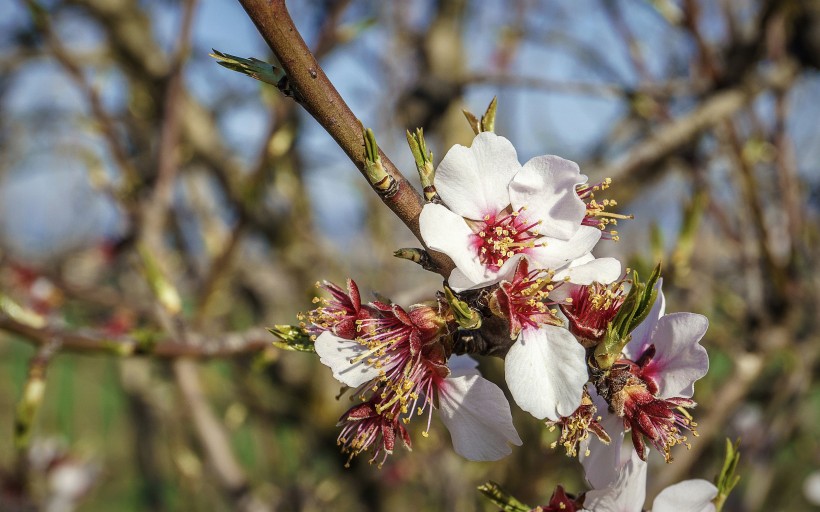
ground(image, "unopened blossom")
xmin=581 ymin=450 xmax=717 ymax=512
xmin=312 ymin=283 xmax=521 ymax=464
xmin=491 ymin=259 xmax=590 ymax=421
xmin=591 ymin=280 xmax=710 ymax=462
xmin=419 ymin=132 xmax=620 ymax=291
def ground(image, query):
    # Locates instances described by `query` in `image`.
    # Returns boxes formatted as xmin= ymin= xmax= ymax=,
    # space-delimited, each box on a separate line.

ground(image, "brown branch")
xmin=0 ymin=314 xmax=271 ymax=358
xmin=236 ymin=0 xmax=455 ymax=277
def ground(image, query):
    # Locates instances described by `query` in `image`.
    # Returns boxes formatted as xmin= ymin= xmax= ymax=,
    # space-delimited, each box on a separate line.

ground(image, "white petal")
xmin=419 ymin=203 xmax=488 ymax=286
xmin=446 ymin=253 xmax=524 ymax=292
xmin=624 ymin=279 xmax=665 ymax=360
xmin=504 ymin=325 xmax=587 ymax=421
xmin=437 ymin=369 xmax=522 ymax=461
xmin=580 ymin=387 xmax=626 ymax=489
xmin=435 ymin=132 xmax=520 ymax=220
xmin=554 ymin=256 xmax=622 ymax=285
xmin=447 ymin=354 xmax=479 ymax=372
xmin=644 ymin=313 xmax=710 ymax=399
xmin=314 ymin=332 xmax=380 ymax=387
xmin=527 ymin=226 xmax=602 ymax=271
xmin=652 ymin=480 xmax=717 ymax=512
xmin=583 ymin=451 xmax=647 ymax=512
xmin=510 ymin=155 xmax=587 ymax=239
xmin=445 ymin=268 xmax=478 ymax=292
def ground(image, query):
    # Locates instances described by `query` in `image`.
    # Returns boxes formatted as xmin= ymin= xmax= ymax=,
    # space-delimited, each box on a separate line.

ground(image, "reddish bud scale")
xmin=531 ymin=485 xmax=581 ymax=512
xmin=303 ymin=279 xmax=369 ymax=339
xmin=600 ymin=345 xmax=698 ymax=462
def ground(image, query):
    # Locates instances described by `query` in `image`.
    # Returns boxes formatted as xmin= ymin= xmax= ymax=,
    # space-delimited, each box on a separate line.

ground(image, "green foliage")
xmin=594 ymin=263 xmax=661 ymax=369
xmin=714 ymin=439 xmax=741 ymax=511
xmin=444 ymin=287 xmax=482 ymax=330
xmin=463 ymin=97 xmax=498 ymax=134
xmin=477 ymin=481 xmax=531 ymax=512
xmin=267 ymin=325 xmax=315 ymax=353
xmin=209 ymin=50 xmax=286 ymax=86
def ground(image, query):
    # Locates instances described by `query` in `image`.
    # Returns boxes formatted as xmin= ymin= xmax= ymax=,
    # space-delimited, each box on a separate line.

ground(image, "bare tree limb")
xmin=236 ymin=0 xmax=455 ymax=277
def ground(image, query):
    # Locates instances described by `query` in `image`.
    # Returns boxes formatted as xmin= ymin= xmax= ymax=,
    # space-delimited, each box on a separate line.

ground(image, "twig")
xmin=13 ymin=338 xmax=62 ymax=495
xmin=236 ymin=0 xmax=455 ymax=277
xmin=0 ymin=313 xmax=271 ymax=358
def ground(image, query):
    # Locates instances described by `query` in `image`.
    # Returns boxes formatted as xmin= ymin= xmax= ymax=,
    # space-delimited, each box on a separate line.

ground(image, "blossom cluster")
xmin=306 ymin=279 xmax=520 ymax=466
xmin=276 ymin=127 xmax=714 ymax=508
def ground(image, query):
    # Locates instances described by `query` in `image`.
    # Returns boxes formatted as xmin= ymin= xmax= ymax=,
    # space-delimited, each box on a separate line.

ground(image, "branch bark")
xmin=237 ymin=0 xmax=455 ymax=277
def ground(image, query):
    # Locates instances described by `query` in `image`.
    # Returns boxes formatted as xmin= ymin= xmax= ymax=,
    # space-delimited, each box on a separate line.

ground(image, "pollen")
xmin=469 ymin=207 xmax=543 ymax=272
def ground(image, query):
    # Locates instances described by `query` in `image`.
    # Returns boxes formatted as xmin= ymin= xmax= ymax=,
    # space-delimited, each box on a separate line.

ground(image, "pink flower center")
xmin=469 ymin=208 xmax=541 ymax=272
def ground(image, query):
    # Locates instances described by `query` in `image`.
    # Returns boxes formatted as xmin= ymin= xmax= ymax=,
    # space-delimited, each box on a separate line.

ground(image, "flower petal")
xmin=643 ymin=312 xmax=710 ymax=399
xmin=583 ymin=451 xmax=647 ymax=512
xmin=526 ymin=226 xmax=602 ymax=271
xmin=554 ymin=256 xmax=622 ymax=285
xmin=435 ymin=132 xmax=520 ymax=220
xmin=438 ymin=369 xmax=522 ymax=461
xmin=504 ymin=325 xmax=587 ymax=421
xmin=652 ymin=479 xmax=717 ymax=512
xmin=447 ymin=354 xmax=479 ymax=372
xmin=420 ymin=203 xmax=487 ymax=286
xmin=624 ymin=280 xmax=665 ymax=360
xmin=445 ymin=268 xmax=477 ymax=293
xmin=510 ymin=155 xmax=587 ymax=239
xmin=314 ymin=331 xmax=380 ymax=387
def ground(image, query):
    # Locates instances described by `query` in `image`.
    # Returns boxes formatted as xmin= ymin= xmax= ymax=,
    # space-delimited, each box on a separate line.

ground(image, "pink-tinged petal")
xmin=445 ymin=268 xmax=477 ymax=292
xmin=443 ymin=252 xmax=524 ymax=292
xmin=437 ymin=369 xmax=522 ymax=461
xmin=583 ymin=451 xmax=647 ymax=512
xmin=505 ymin=325 xmax=588 ymax=421
xmin=651 ymin=479 xmax=717 ymax=512
xmin=644 ymin=312 xmax=709 ymax=399
xmin=554 ymin=256 xmax=622 ymax=285
xmin=435 ymin=132 xmax=520 ymax=220
xmin=624 ymin=280 xmax=665 ymax=360
xmin=314 ymin=332 xmax=380 ymax=387
xmin=527 ymin=226 xmax=602 ymax=271
xmin=510 ymin=155 xmax=587 ymax=240
xmin=580 ymin=387 xmax=626 ymax=489
xmin=420 ymin=203 xmax=487 ymax=286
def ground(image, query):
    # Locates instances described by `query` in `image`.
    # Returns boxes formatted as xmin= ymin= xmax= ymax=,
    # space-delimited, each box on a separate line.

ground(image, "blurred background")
xmin=0 ymin=0 xmax=819 ymax=510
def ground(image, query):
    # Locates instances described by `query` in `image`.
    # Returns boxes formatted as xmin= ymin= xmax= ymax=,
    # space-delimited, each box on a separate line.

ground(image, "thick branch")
xmin=236 ymin=0 xmax=455 ymax=277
